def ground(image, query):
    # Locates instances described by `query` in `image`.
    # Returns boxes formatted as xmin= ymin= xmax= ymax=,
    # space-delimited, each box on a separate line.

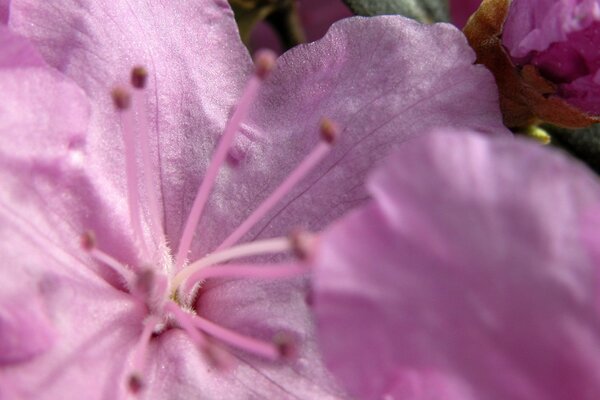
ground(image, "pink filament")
xmin=216 ymin=142 xmax=332 ymax=251
xmin=128 ymin=316 xmax=159 ymax=387
xmin=174 ymin=75 xmax=263 ymax=271
xmin=120 ymin=108 xmax=149 ymax=258
xmin=89 ymin=248 xmax=135 ymax=283
xmin=132 ymin=90 xmax=164 ymax=247
xmin=164 ymin=301 xmax=208 ymax=348
xmin=191 ymin=314 xmax=279 ymax=360
xmin=184 ymin=263 xmax=308 ymax=294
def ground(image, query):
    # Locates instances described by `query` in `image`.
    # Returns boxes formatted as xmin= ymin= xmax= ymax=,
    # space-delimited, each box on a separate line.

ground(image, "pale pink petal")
xmin=0 ymin=295 xmax=54 ymax=365
xmin=314 ymin=130 xmax=600 ymax=400
xmin=216 ymin=16 xmax=508 ymax=253
xmin=9 ymin=0 xmax=253 ymax=255
xmin=2 ymin=273 xmax=141 ymax=400
xmin=143 ymin=277 xmax=347 ymax=399
xmin=11 ymin=4 xmax=507 ymax=259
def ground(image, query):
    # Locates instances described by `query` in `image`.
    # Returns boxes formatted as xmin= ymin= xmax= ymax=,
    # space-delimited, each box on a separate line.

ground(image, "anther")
xmin=290 ymin=230 xmax=316 ymax=261
xmin=274 ymin=333 xmax=297 ymax=360
xmin=111 ymin=87 xmax=131 ymax=110
xmin=254 ymin=49 xmax=277 ymax=79
xmin=80 ymin=231 xmax=96 ymax=251
xmin=127 ymin=374 xmax=144 ymax=394
xmin=320 ymin=117 xmax=340 ymax=144
xmin=131 ymin=66 xmax=148 ymax=89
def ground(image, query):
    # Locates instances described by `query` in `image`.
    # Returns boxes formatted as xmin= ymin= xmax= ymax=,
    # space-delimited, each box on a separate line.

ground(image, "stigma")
xmin=82 ymin=50 xmax=340 ymax=397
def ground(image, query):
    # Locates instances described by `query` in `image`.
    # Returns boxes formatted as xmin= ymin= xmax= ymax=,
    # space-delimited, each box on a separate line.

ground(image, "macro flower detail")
xmin=312 ymin=130 xmax=600 ymax=400
xmin=503 ymin=0 xmax=600 ymax=115
xmin=464 ymin=0 xmax=600 ymax=128
xmin=3 ymin=0 xmax=507 ymax=398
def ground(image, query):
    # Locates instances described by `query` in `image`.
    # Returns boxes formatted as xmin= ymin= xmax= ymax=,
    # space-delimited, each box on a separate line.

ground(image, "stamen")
xmin=112 ymin=87 xmax=150 ymax=258
xmin=126 ymin=315 xmax=159 ymax=395
xmin=273 ymin=332 xmax=298 ymax=360
xmin=130 ymin=67 xmax=164 ymax=246
xmin=174 ymin=50 xmax=278 ymax=271
xmin=215 ymin=119 xmax=339 ymax=251
xmin=183 ymin=263 xmax=309 ymax=295
xmin=131 ymin=66 xmax=148 ymax=89
xmin=171 ymin=237 xmax=291 ymax=293
xmin=164 ymin=301 xmax=208 ymax=347
xmin=164 ymin=302 xmax=232 ymax=369
xmin=190 ymin=314 xmax=280 ymax=360
xmin=289 ymin=230 xmax=316 ymax=261
xmin=81 ymin=231 xmax=135 ymax=282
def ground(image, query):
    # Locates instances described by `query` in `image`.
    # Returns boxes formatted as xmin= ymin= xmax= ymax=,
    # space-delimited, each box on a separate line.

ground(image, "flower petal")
xmin=9 ymin=0 xmax=253 ymax=253
xmin=207 ymin=16 xmax=508 ymax=254
xmin=145 ymin=277 xmax=348 ymax=399
xmin=0 ymin=25 xmax=44 ymax=68
xmin=314 ymin=130 xmax=600 ymax=400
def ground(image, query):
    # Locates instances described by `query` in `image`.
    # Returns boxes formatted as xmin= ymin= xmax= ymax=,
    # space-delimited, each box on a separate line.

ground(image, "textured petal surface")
xmin=10 ymin=0 xmax=253 ymax=257
xmin=0 ymin=25 xmax=44 ymax=68
xmin=0 ymin=0 xmax=8 ymax=24
xmin=503 ymin=0 xmax=600 ymax=113
xmin=213 ymin=16 xmax=508 ymax=255
xmin=314 ymin=130 xmax=600 ymax=400
xmin=0 ymin=42 xmax=149 ymax=399
xmin=140 ymin=277 xmax=347 ymax=400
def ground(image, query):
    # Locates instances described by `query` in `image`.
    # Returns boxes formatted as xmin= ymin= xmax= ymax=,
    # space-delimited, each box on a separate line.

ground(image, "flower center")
xmin=81 ymin=50 xmax=338 ymax=396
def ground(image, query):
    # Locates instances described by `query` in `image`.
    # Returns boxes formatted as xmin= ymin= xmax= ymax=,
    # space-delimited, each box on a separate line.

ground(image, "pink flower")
xmin=312 ymin=129 xmax=600 ymax=400
xmin=250 ymin=0 xmax=353 ymax=53
xmin=2 ymin=0 xmax=506 ymax=398
xmin=449 ymin=0 xmax=482 ymax=27
xmin=502 ymin=0 xmax=600 ymax=114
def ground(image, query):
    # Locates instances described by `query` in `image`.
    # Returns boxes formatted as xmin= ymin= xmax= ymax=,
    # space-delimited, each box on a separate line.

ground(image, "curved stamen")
xmin=81 ymin=231 xmax=135 ymax=282
xmin=164 ymin=302 xmax=207 ymax=345
xmin=171 ymin=237 xmax=291 ymax=293
xmin=126 ymin=315 xmax=159 ymax=395
xmin=131 ymin=67 xmax=165 ymax=247
xmin=112 ymin=87 xmax=150 ymax=258
xmin=164 ymin=302 xmax=232 ymax=369
xmin=190 ymin=314 xmax=281 ymax=360
xmin=174 ymin=50 xmax=277 ymax=271
xmin=215 ymin=119 xmax=339 ymax=251
xmin=183 ymin=263 xmax=309 ymax=295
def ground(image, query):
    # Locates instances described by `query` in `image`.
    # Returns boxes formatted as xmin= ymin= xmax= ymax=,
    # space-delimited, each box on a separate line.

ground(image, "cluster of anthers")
xmin=79 ymin=50 xmax=340 ymax=395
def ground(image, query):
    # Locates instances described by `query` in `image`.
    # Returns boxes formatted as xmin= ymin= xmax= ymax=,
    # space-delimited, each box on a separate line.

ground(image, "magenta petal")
xmin=314 ymin=130 xmax=600 ymax=400
xmin=581 ymin=206 xmax=600 ymax=271
xmin=297 ymin=0 xmax=353 ymax=42
xmin=211 ymin=16 xmax=508 ymax=253
xmin=502 ymin=0 xmax=600 ymax=114
xmin=0 ymin=0 xmax=8 ymax=24
xmin=0 ymin=25 xmax=44 ymax=68
xmin=450 ymin=0 xmax=482 ymax=27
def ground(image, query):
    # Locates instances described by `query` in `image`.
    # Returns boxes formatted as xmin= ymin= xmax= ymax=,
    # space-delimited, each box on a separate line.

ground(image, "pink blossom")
xmin=502 ymin=0 xmax=600 ymax=114
xmin=2 ymin=0 xmax=506 ymax=398
xmin=250 ymin=0 xmax=353 ymax=53
xmin=313 ymin=129 xmax=600 ymax=399
xmin=449 ymin=0 xmax=482 ymax=27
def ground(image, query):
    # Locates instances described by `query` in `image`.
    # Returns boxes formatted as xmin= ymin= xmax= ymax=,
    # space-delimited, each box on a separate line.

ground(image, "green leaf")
xmin=342 ymin=0 xmax=450 ymax=23
xmin=547 ymin=123 xmax=600 ymax=175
